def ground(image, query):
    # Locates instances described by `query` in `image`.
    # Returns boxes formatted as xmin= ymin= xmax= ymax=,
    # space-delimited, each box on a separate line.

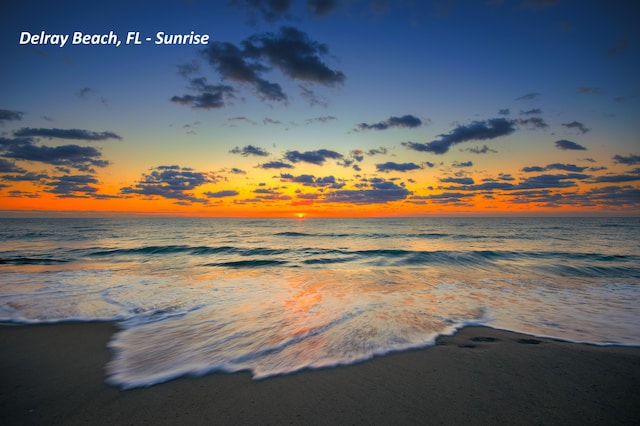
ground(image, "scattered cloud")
xmin=205 ymin=190 xmax=240 ymax=198
xmin=464 ymin=145 xmax=497 ymax=154
xmin=285 ymin=149 xmax=343 ymax=165
xmin=0 ymin=137 xmax=109 ymax=171
xmin=191 ymin=26 xmax=344 ymax=106
xmin=230 ymin=145 xmax=270 ymax=156
xmin=523 ymin=163 xmax=589 ymax=173
xmin=0 ymin=109 xmax=24 ymax=122
xmin=520 ymin=108 xmax=542 ymax=115
xmin=280 ymin=173 xmax=344 ymax=188
xmin=515 ymin=117 xmax=549 ymax=129
xmin=120 ymin=165 xmax=211 ymax=204
xmin=562 ymin=121 xmax=590 ymax=134
xmin=13 ymin=127 xmax=122 ymax=141
xmin=613 ymin=154 xmax=640 ymax=165
xmin=307 ymin=0 xmax=338 ymax=16
xmin=356 ymin=114 xmax=423 ymax=131
xmin=375 ymin=161 xmax=421 ymax=172
xmin=171 ymin=77 xmax=235 ymax=109
xmin=323 ymin=178 xmax=411 ymax=204
xmin=498 ymin=108 xmax=510 ymax=115
xmin=305 ymin=115 xmax=337 ymax=124
xmin=402 ymin=118 xmax=516 ymax=155
xmin=0 ymin=158 xmax=26 ymax=173
xmin=259 ymin=161 xmax=295 ymax=169
xmin=44 ymin=174 xmax=99 ymax=198
xmin=515 ymin=92 xmax=541 ymax=101
xmin=555 ymin=139 xmax=587 ymax=150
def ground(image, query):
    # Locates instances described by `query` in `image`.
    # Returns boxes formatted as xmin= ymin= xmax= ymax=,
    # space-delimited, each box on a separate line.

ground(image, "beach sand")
xmin=1 ymin=322 xmax=639 ymax=425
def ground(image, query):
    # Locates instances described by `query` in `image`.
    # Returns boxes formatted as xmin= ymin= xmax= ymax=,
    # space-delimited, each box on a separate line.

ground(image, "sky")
xmin=1 ymin=0 xmax=639 ymax=217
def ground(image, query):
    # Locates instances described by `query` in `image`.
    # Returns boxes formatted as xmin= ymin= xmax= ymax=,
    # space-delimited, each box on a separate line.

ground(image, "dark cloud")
xmin=44 ymin=174 xmax=99 ymax=198
xmin=1 ymin=171 xmax=48 ymax=182
xmin=0 ymin=158 xmax=26 ymax=173
xmin=171 ymin=77 xmax=235 ymax=109
xmin=367 ymin=147 xmax=388 ymax=156
xmin=298 ymin=84 xmax=327 ymax=107
xmin=120 ymin=165 xmax=211 ymax=204
xmin=305 ymin=115 xmax=337 ymax=124
xmin=555 ymin=139 xmax=587 ymax=150
xmin=375 ymin=162 xmax=421 ymax=172
xmin=515 ymin=117 xmax=549 ymax=129
xmin=259 ymin=161 xmax=295 ymax=169
xmin=464 ymin=145 xmax=497 ymax=154
xmin=440 ymin=177 xmax=474 ymax=185
xmin=229 ymin=145 xmax=270 ymax=156
xmin=323 ymin=178 xmax=411 ymax=204
xmin=545 ymin=163 xmax=589 ymax=172
xmin=230 ymin=0 xmax=294 ymax=23
xmin=562 ymin=121 xmax=590 ymax=134
xmin=0 ymin=137 xmax=109 ymax=171
xmin=0 ymin=109 xmax=24 ymax=122
xmin=403 ymin=118 xmax=516 ymax=155
xmin=356 ymin=114 xmax=422 ymax=131
xmin=307 ymin=0 xmax=338 ymax=16
xmin=498 ymin=108 xmax=510 ymax=116
xmin=515 ymin=92 xmax=541 ymax=101
xmin=592 ymin=174 xmax=640 ymax=183
xmin=280 ymin=173 xmax=344 ymax=188
xmin=13 ymin=127 xmax=122 ymax=141
xmin=520 ymin=108 xmax=542 ymax=115
xmin=198 ymin=26 xmax=344 ymax=105
xmin=285 ymin=149 xmax=342 ymax=165
xmin=613 ymin=154 xmax=640 ymax=165
xmin=205 ymin=190 xmax=240 ymax=198
xmin=417 ymin=192 xmax=475 ymax=205
xmin=452 ymin=161 xmax=473 ymax=168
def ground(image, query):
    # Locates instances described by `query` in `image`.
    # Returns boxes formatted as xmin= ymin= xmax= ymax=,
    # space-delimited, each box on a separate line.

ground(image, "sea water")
xmin=1 ymin=217 xmax=638 ymax=388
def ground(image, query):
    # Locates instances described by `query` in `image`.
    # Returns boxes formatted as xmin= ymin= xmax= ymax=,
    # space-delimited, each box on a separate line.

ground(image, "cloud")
xmin=1 ymin=171 xmax=48 ymax=182
xmin=230 ymin=0 xmax=293 ymax=23
xmin=523 ymin=163 xmax=589 ymax=173
xmin=592 ymin=174 xmax=640 ymax=183
xmin=198 ymin=26 xmax=344 ymax=105
xmin=561 ymin=121 xmax=590 ymax=134
xmin=259 ymin=161 xmax=295 ymax=169
xmin=464 ymin=145 xmax=497 ymax=154
xmin=375 ymin=162 xmax=421 ymax=172
xmin=284 ymin=149 xmax=343 ymax=165
xmin=356 ymin=114 xmax=423 ymax=131
xmin=0 ymin=137 xmax=109 ymax=171
xmin=0 ymin=158 xmax=26 ymax=173
xmin=613 ymin=154 xmax=640 ymax=165
xmin=452 ymin=161 xmax=473 ymax=168
xmin=229 ymin=145 xmax=270 ymax=156
xmin=515 ymin=117 xmax=549 ymax=129
xmin=307 ymin=0 xmax=338 ymax=16
xmin=0 ymin=109 xmax=24 ymax=122
xmin=515 ymin=92 xmax=541 ymax=101
xmin=498 ymin=108 xmax=510 ymax=115
xmin=520 ymin=108 xmax=542 ymax=115
xmin=440 ymin=177 xmax=474 ymax=185
xmin=402 ymin=118 xmax=516 ymax=155
xmin=555 ymin=139 xmax=587 ymax=150
xmin=323 ymin=178 xmax=411 ymax=204
xmin=305 ymin=115 xmax=337 ymax=124
xmin=171 ymin=77 xmax=235 ymax=109
xmin=417 ymin=192 xmax=475 ymax=205
xmin=205 ymin=190 xmax=240 ymax=198
xmin=280 ymin=173 xmax=344 ymax=188
xmin=120 ymin=165 xmax=211 ymax=204
xmin=44 ymin=174 xmax=99 ymax=198
xmin=13 ymin=127 xmax=122 ymax=141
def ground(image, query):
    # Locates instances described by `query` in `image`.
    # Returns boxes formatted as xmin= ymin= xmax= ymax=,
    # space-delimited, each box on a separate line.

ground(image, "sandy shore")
xmin=1 ymin=322 xmax=639 ymax=425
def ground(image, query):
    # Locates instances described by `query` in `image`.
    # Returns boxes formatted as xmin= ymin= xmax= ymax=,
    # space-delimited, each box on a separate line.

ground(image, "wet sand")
xmin=1 ymin=322 xmax=639 ymax=425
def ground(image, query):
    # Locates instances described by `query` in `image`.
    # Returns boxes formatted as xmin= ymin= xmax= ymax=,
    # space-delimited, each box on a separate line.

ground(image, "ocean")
xmin=1 ymin=217 xmax=638 ymax=389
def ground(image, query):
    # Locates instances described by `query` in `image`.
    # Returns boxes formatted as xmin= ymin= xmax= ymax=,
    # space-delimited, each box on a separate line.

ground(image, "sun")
xmin=296 ymin=213 xmax=306 ymax=219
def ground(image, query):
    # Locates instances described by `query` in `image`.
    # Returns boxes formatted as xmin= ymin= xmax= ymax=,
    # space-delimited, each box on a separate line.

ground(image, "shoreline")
xmin=1 ymin=322 xmax=639 ymax=425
